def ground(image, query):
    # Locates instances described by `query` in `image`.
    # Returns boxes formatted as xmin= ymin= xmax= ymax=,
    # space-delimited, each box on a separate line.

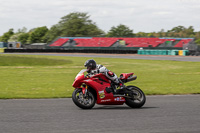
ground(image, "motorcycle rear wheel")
xmin=125 ymin=86 xmax=146 ymax=108
xmin=72 ymin=88 xmax=96 ymax=109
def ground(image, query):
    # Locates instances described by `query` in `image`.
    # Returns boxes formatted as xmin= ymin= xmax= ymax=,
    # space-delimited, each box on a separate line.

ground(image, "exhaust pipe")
xmin=124 ymin=75 xmax=137 ymax=83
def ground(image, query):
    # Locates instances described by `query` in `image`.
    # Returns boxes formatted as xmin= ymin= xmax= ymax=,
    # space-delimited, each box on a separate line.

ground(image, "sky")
xmin=0 ymin=0 xmax=200 ymax=36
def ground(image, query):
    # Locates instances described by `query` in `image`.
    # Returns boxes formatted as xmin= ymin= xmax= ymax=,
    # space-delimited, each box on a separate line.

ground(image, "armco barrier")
xmin=178 ymin=50 xmax=189 ymax=56
xmin=171 ymin=50 xmax=179 ymax=55
xmin=137 ymin=49 xmax=189 ymax=56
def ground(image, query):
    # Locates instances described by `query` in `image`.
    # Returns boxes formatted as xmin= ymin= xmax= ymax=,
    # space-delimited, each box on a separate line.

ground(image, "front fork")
xmin=82 ymin=85 xmax=88 ymax=97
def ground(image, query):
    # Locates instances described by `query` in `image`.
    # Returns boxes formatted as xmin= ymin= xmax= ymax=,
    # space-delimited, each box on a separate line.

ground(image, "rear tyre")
xmin=72 ymin=88 xmax=96 ymax=109
xmin=125 ymin=86 xmax=146 ymax=108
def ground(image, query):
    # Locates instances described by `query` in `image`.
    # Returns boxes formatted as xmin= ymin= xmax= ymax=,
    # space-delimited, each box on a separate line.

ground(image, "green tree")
xmin=166 ymin=25 xmax=195 ymax=38
xmin=18 ymin=33 xmax=29 ymax=44
xmin=195 ymin=39 xmax=200 ymax=45
xmin=147 ymin=33 xmax=155 ymax=37
xmin=195 ymin=31 xmax=200 ymax=40
xmin=135 ymin=32 xmax=147 ymax=37
xmin=8 ymin=33 xmax=21 ymax=42
xmin=185 ymin=26 xmax=195 ymax=37
xmin=58 ymin=12 xmax=104 ymax=37
xmin=17 ymin=27 xmax=27 ymax=33
xmin=8 ymin=27 xmax=28 ymax=42
xmin=158 ymin=29 xmax=165 ymax=37
xmin=107 ymin=24 xmax=134 ymax=37
xmin=43 ymin=24 xmax=62 ymax=43
xmin=168 ymin=25 xmax=186 ymax=33
xmin=0 ymin=29 xmax=14 ymax=42
xmin=27 ymin=26 xmax=48 ymax=44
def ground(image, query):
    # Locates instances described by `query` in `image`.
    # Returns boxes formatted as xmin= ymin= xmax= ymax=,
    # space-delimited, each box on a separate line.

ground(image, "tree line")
xmin=0 ymin=12 xmax=200 ymax=45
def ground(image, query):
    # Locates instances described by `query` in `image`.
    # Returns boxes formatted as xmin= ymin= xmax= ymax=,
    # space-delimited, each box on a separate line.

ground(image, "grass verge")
xmin=0 ymin=54 xmax=200 ymax=99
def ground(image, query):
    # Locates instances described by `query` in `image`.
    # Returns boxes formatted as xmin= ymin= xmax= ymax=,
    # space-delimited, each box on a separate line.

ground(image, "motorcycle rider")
xmin=84 ymin=59 xmax=124 ymax=93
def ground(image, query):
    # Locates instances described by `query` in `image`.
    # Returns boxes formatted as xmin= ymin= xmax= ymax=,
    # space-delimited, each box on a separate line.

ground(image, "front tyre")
xmin=72 ymin=88 xmax=96 ymax=109
xmin=125 ymin=86 xmax=146 ymax=108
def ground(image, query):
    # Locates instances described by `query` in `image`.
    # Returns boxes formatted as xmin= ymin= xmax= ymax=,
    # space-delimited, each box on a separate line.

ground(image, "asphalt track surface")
xmin=0 ymin=95 xmax=200 ymax=133
xmin=2 ymin=53 xmax=200 ymax=62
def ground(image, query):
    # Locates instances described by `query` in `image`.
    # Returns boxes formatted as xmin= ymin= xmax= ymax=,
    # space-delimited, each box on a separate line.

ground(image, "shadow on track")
xmin=92 ymin=106 xmax=158 ymax=110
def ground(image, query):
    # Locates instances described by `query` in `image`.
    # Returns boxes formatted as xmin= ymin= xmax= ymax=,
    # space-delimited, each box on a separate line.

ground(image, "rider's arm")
xmin=98 ymin=65 xmax=108 ymax=74
xmin=98 ymin=65 xmax=120 ymax=84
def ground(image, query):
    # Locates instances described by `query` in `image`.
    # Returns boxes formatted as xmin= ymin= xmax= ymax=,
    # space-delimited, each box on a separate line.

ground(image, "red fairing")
xmin=72 ymin=73 xmax=85 ymax=88
xmin=91 ymin=73 xmax=111 ymax=83
xmin=72 ymin=69 xmax=126 ymax=105
xmin=72 ymin=69 xmax=90 ymax=88
xmin=86 ymin=77 xmax=125 ymax=105
xmin=120 ymin=73 xmax=134 ymax=80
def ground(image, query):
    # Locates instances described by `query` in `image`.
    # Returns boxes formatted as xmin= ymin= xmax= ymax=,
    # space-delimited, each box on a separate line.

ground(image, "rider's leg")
xmin=106 ymin=71 xmax=125 ymax=93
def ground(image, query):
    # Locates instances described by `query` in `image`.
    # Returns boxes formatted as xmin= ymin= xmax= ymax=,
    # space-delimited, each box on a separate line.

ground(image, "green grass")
xmin=0 ymin=54 xmax=200 ymax=99
xmin=0 ymin=55 xmax=72 ymax=66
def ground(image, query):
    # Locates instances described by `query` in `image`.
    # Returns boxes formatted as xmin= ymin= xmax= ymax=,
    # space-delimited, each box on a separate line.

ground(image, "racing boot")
xmin=116 ymin=80 xmax=125 ymax=94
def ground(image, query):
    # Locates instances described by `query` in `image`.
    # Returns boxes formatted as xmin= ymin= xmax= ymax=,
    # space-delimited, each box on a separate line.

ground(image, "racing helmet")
xmin=84 ymin=59 xmax=96 ymax=70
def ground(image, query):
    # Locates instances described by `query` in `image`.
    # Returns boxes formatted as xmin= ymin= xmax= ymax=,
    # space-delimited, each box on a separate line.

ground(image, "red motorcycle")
xmin=72 ymin=69 xmax=146 ymax=109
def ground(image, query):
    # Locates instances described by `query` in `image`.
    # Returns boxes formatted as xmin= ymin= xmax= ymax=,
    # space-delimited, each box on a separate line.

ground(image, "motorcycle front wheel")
xmin=72 ymin=88 xmax=96 ymax=109
xmin=125 ymin=86 xmax=146 ymax=108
